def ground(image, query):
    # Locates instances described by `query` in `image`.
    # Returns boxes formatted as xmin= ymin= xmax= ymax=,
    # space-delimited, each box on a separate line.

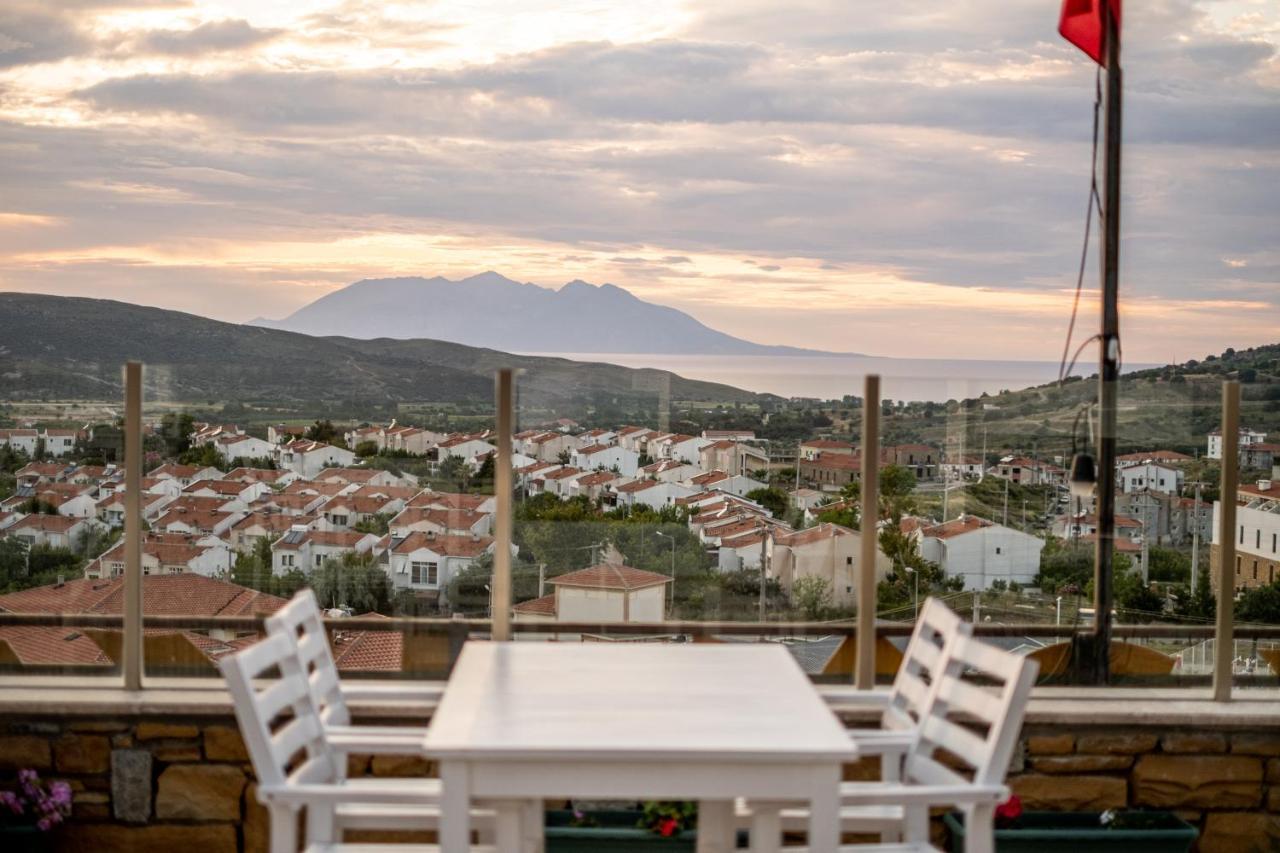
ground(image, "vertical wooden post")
xmin=1213 ymin=381 xmax=1240 ymax=702
xmin=855 ymin=375 xmax=880 ymax=689
xmin=1090 ymin=2 xmax=1123 ymax=686
xmin=491 ymin=368 xmax=515 ymax=642
xmin=123 ymin=362 xmax=143 ymax=690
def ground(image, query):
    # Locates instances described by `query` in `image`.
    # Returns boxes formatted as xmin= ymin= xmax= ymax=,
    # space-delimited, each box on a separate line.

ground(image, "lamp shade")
xmin=1068 ymin=453 xmax=1097 ymax=497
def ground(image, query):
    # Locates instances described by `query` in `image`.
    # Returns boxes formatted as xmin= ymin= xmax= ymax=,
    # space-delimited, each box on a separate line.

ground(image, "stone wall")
xmin=2 ymin=712 xmax=1278 ymax=852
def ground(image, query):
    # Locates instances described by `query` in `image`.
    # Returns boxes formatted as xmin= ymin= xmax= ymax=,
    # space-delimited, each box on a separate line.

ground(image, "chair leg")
xmin=902 ymin=803 xmax=929 ymax=846
xmin=963 ymin=803 xmax=996 ymax=853
xmin=748 ymin=801 xmax=783 ymax=853
xmin=269 ymin=804 xmax=299 ymax=853
xmin=305 ymin=800 xmax=338 ymax=847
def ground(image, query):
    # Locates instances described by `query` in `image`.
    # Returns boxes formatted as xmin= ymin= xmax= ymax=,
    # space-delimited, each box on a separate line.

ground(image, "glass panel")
xmin=0 ymin=372 xmax=126 ymax=678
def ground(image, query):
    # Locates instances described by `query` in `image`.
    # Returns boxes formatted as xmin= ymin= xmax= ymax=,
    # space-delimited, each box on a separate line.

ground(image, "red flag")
xmin=1059 ymin=0 xmax=1121 ymax=66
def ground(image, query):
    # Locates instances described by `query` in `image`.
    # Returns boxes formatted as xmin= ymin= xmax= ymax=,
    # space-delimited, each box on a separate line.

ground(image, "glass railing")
xmin=1 ymin=357 xmax=1276 ymax=693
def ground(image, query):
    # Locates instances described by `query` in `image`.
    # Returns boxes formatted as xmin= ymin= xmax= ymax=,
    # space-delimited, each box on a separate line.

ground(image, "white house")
xmin=1208 ymin=427 xmax=1267 ymax=460
xmin=1119 ymin=463 xmax=1184 ymax=496
xmin=86 ymin=533 xmax=234 ymax=579
xmin=940 ymin=455 xmax=986 ymax=481
xmin=574 ymin=429 xmax=617 ymax=449
xmin=271 ymin=527 xmax=379 ymax=575
xmin=717 ymin=528 xmax=768 ymax=572
xmin=684 ymin=470 xmax=767 ymax=499
xmin=214 ymin=433 xmax=276 ymax=462
xmin=383 ymin=531 xmax=497 ymax=606
xmin=524 ymin=431 xmax=575 ymax=463
xmin=770 ymin=523 xmax=889 ymax=609
xmin=698 ymin=441 xmax=768 ymax=477
xmin=513 ymin=563 xmax=670 ymax=626
xmin=5 ymin=514 xmax=96 ymax=550
xmin=41 ymin=429 xmax=79 ymax=457
xmin=436 ymin=435 xmax=499 ymax=466
xmin=0 ymin=430 xmax=41 ymax=456
xmin=183 ymin=479 xmax=271 ymax=504
xmin=277 ymin=440 xmax=356 ymax=479
xmin=571 ymin=444 xmax=640 ymax=477
xmin=540 ymin=467 xmax=585 ymax=498
xmin=640 ymin=459 xmax=701 ymax=484
xmin=916 ymin=515 xmax=1046 ymax=591
xmin=612 ymin=479 xmax=697 ymax=510
xmin=148 ymin=463 xmax=223 ymax=488
xmin=153 ymin=506 xmax=245 ymax=538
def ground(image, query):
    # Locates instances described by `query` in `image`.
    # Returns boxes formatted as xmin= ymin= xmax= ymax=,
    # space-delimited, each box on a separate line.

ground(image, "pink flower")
xmin=995 ymin=794 xmax=1023 ymax=825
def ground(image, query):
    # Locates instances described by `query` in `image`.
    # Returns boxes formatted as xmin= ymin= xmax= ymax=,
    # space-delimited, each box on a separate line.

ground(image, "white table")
xmin=422 ymin=642 xmax=857 ymax=852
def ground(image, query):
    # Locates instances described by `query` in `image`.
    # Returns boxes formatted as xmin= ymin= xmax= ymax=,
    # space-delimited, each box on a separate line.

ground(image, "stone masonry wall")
xmin=1 ymin=713 xmax=1278 ymax=852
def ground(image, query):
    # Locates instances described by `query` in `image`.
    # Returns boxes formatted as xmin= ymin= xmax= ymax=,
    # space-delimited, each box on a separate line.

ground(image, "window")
xmin=995 ymin=547 xmax=1002 ymax=555
xmin=332 ymin=514 xmax=348 ymax=526
xmin=411 ymin=561 xmax=438 ymax=585
xmin=1240 ymin=525 xmax=1245 ymax=544
xmin=315 ymin=554 xmax=323 ymax=567
xmin=846 ymin=556 xmax=853 ymax=565
xmin=1273 ymin=533 xmax=1277 ymax=554
xmin=281 ymin=554 xmax=294 ymax=567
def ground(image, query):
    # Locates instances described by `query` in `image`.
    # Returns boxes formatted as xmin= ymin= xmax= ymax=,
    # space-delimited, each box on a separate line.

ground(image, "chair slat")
xmin=259 ymin=673 xmax=312 ymax=721
xmin=272 ymin=714 xmax=324 ymax=764
xmin=933 ymin=674 xmax=999 ymax=725
xmin=919 ymin=714 xmax=988 ymax=767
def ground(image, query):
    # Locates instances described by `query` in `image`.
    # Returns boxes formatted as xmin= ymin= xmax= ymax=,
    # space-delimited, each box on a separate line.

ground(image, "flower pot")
xmin=0 ymin=825 xmax=55 ymax=853
xmin=944 ymin=811 xmax=1198 ymax=853
xmin=545 ymin=809 xmax=697 ymax=852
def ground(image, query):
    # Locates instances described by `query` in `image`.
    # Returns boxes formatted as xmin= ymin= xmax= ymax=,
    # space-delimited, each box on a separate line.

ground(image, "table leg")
xmin=521 ymin=799 xmax=545 ymax=853
xmin=807 ymin=765 xmax=840 ymax=853
xmin=439 ymin=760 xmax=471 ymax=853
xmin=748 ymin=800 xmax=783 ymax=853
xmin=493 ymin=800 xmax=523 ymax=851
xmin=697 ymin=799 xmax=734 ymax=853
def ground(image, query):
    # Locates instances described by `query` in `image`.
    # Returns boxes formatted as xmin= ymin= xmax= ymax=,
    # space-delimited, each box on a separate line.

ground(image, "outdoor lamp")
xmin=1068 ymin=453 xmax=1096 ymax=497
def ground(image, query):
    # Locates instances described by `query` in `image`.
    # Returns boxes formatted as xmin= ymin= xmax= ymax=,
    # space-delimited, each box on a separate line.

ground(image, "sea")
xmin=538 ymin=353 xmax=1156 ymax=403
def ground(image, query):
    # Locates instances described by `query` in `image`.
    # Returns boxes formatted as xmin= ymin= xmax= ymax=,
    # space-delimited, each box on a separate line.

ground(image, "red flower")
xmin=995 ymin=794 xmax=1023 ymax=825
xmin=658 ymin=817 xmax=679 ymax=837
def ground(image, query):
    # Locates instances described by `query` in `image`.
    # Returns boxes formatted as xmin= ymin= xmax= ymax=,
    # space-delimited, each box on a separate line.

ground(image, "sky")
xmin=0 ymin=0 xmax=1277 ymax=362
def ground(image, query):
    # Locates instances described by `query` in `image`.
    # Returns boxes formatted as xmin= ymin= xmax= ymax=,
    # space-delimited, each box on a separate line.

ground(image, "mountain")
xmin=0 ymin=293 xmax=766 ymax=407
xmin=250 ymin=272 xmax=855 ymax=356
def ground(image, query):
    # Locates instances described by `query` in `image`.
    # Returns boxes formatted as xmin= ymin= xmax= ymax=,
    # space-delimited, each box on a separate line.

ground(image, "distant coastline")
xmin=530 ymin=352 xmax=1159 ymax=403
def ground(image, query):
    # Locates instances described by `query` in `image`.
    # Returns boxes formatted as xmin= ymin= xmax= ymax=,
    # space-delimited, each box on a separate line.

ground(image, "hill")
xmin=0 ymin=293 xmax=767 ymax=408
xmin=250 ymin=271 xmax=855 ymax=356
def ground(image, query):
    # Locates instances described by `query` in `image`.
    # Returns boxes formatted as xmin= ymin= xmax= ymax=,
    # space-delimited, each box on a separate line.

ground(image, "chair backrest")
xmin=882 ymin=597 xmax=972 ymax=733
xmin=902 ymin=632 xmax=1039 ymax=789
xmin=218 ymin=629 xmax=341 ymax=791
xmin=265 ymin=588 xmax=352 ymax=727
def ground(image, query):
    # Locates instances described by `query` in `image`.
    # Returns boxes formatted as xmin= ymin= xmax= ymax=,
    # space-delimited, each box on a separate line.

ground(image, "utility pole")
xmin=538 ymin=563 xmax=546 ymax=598
xmin=1085 ymin=1 xmax=1123 ymax=686
xmin=1003 ymin=477 xmax=1010 ymax=527
xmin=758 ymin=524 xmax=769 ymax=623
xmin=1190 ymin=481 xmax=1203 ymax=595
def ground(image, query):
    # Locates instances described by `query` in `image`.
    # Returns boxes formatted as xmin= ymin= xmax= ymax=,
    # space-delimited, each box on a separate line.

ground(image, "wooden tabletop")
xmin=423 ymin=642 xmax=857 ymax=763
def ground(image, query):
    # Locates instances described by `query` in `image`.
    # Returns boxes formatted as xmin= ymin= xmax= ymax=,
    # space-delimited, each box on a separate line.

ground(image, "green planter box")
xmin=944 ymin=811 xmax=1198 ymax=853
xmin=545 ymin=810 xmax=696 ymax=852
xmin=0 ymin=826 xmax=54 ymax=853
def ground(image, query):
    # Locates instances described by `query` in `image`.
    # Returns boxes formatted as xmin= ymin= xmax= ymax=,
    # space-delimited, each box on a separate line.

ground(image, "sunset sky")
xmin=0 ymin=0 xmax=1277 ymax=361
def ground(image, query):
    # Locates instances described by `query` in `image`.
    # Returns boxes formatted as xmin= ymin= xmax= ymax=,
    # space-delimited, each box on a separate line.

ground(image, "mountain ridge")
xmin=250 ymin=271 xmax=860 ymax=357
xmin=0 ymin=293 xmax=769 ymax=407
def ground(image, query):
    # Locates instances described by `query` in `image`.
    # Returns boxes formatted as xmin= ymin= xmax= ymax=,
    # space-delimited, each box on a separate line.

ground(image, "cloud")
xmin=130 ymin=19 xmax=283 ymax=57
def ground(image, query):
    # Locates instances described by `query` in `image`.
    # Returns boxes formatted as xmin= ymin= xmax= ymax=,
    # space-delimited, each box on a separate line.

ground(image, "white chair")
xmin=746 ymin=605 xmax=1039 ymax=853
xmin=739 ymin=597 xmax=972 ymax=842
xmin=219 ymin=629 xmax=495 ymax=853
xmin=264 ymin=589 xmax=432 ymax=755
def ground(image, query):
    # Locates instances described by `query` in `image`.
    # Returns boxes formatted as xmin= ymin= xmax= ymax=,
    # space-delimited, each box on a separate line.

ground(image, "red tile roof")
xmin=512 ymin=594 xmax=557 ymax=617
xmin=549 ymin=563 xmax=671 ymax=591
xmin=0 ymin=574 xmax=286 ymax=618
xmin=773 ymin=523 xmax=853 ymax=547
xmin=920 ymin=515 xmax=995 ymax=539
xmin=393 ymin=532 xmax=493 ymax=558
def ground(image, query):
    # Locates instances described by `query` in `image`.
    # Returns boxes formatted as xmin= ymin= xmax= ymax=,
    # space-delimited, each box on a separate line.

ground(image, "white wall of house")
xmin=552 ymin=584 xmax=666 ymax=623
xmin=572 ymin=446 xmax=640 ymax=476
xmin=1208 ymin=428 xmax=1266 ymax=460
xmin=217 ymin=436 xmax=276 ymax=462
xmin=771 ymin=530 xmax=888 ymax=608
xmin=1119 ymin=463 xmax=1183 ymax=495
xmin=922 ymin=525 xmax=1045 ymax=591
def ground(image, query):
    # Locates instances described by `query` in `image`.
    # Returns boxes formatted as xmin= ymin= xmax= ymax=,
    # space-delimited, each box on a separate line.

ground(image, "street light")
xmin=1056 ymin=595 xmax=1063 ymax=627
xmin=654 ymin=531 xmax=676 ymax=616
xmin=903 ymin=565 xmax=919 ymax=622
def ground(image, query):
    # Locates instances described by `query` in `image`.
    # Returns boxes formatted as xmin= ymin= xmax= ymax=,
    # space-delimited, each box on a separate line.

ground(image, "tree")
xmin=354 ymin=440 xmax=379 ymax=458
xmin=746 ymin=487 xmax=788 ymax=519
xmin=308 ymin=551 xmax=391 ymax=614
xmin=305 ymin=419 xmax=341 ymax=445
xmin=1171 ymin=569 xmax=1215 ymax=621
xmin=1236 ymin=582 xmax=1280 ymax=624
xmin=791 ymin=575 xmax=832 ymax=620
xmin=159 ymin=412 xmax=195 ymax=457
xmin=354 ymin=513 xmax=392 ymax=536
xmin=0 ymin=538 xmax=29 ymax=590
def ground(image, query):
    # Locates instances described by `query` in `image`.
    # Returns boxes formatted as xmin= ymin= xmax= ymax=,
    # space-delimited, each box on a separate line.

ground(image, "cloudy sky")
xmin=0 ymin=0 xmax=1276 ymax=362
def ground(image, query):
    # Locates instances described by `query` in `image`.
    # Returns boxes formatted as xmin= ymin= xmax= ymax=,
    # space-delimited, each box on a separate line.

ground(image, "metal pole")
xmin=1191 ymin=482 xmax=1202 ymax=594
xmin=123 ymin=362 xmax=143 ymax=690
xmin=669 ymin=536 xmax=676 ymax=615
xmin=855 ymin=375 xmax=880 ymax=689
xmin=1089 ymin=3 xmax=1123 ymax=685
xmin=758 ymin=525 xmax=768 ymax=623
xmin=1213 ymin=381 xmax=1240 ymax=701
xmin=491 ymin=369 xmax=515 ymax=641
